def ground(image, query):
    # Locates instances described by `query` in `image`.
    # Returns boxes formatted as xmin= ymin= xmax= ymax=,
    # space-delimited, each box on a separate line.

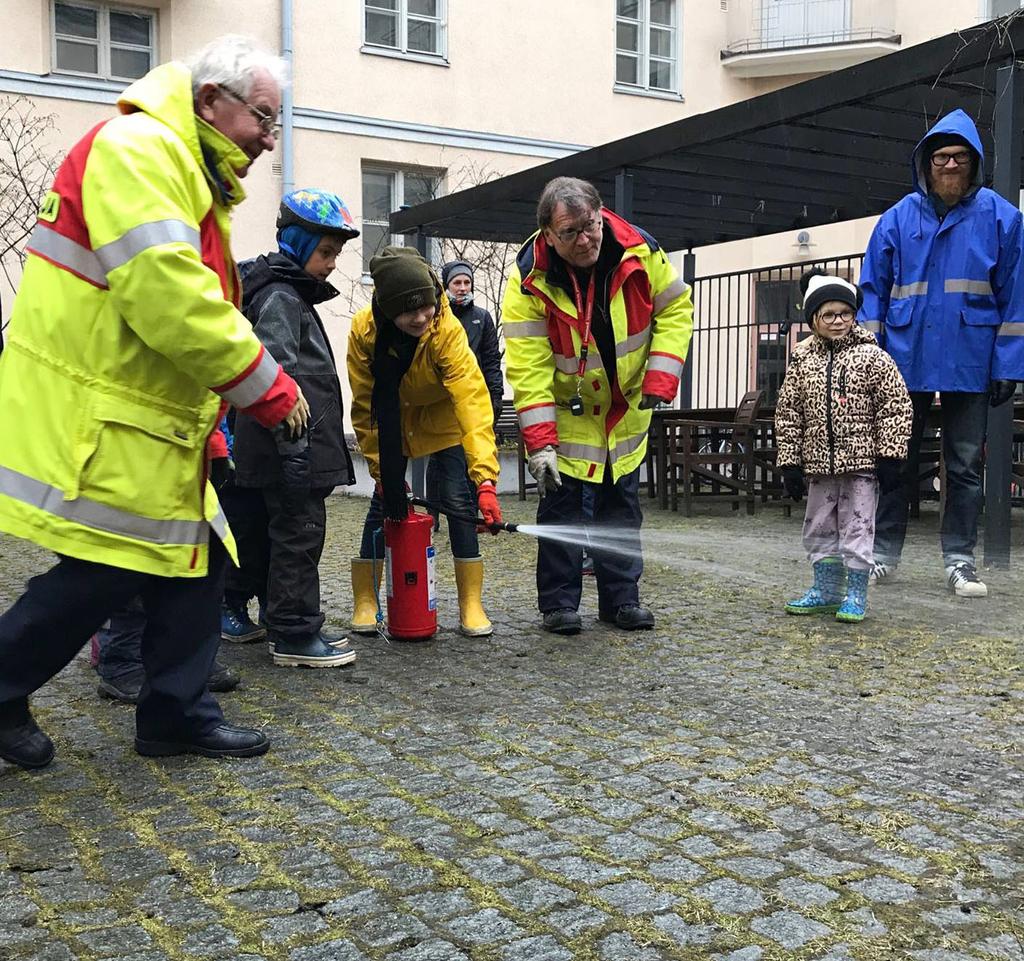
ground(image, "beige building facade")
xmin=0 ymin=0 xmax=1016 ymax=406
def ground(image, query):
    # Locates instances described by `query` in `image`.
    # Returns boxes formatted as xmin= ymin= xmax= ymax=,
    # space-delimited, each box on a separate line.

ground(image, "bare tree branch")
xmin=0 ymin=96 xmax=62 ymax=311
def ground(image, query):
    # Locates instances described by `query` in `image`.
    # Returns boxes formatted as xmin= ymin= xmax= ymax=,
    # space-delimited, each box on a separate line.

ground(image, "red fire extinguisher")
xmin=383 ymin=508 xmax=437 ymax=640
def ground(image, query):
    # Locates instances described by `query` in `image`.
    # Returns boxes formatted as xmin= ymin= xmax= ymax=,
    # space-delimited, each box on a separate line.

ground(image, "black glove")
xmin=280 ymin=448 xmax=311 ymax=514
xmin=210 ymin=457 xmax=234 ymax=492
xmin=782 ymin=466 xmax=806 ymax=502
xmin=990 ymin=379 xmax=1017 ymax=408
xmin=875 ymin=457 xmax=904 ymax=495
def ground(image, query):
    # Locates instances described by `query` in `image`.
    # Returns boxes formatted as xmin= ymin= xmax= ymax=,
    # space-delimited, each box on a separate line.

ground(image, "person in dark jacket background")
xmin=232 ymin=189 xmax=358 ymax=668
xmin=441 ymin=260 xmax=503 ymax=423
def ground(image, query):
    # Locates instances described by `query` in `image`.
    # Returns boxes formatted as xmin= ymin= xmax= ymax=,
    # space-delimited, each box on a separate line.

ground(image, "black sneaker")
xmin=599 ymin=604 xmax=655 ymax=630
xmin=272 ymin=633 xmax=357 ymax=668
xmin=97 ymin=671 xmax=145 ymax=704
xmin=542 ymin=609 xmax=582 ymax=635
xmin=208 ymin=660 xmax=241 ymax=693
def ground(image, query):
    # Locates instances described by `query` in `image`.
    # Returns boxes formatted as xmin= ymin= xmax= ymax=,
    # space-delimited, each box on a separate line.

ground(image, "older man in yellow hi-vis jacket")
xmin=503 ymin=177 xmax=693 ymax=637
xmin=0 ymin=37 xmax=309 ymax=770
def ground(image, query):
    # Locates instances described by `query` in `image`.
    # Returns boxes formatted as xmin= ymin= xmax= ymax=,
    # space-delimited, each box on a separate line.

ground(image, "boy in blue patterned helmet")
xmin=227 ymin=188 xmax=361 ymax=668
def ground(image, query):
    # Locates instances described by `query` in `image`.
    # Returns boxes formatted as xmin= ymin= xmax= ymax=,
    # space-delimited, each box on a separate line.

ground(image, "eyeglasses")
xmin=930 ymin=150 xmax=972 ymax=168
xmin=819 ymin=309 xmax=855 ymax=323
xmin=551 ymin=215 xmax=603 ymax=246
xmin=218 ymin=85 xmax=281 ymax=140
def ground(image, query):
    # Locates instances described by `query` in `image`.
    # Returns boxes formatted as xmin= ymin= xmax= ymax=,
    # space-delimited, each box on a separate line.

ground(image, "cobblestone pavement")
xmin=1 ymin=494 xmax=1023 ymax=961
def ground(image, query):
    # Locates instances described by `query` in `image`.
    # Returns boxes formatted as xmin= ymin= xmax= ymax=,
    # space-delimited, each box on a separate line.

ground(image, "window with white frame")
xmin=615 ymin=0 xmax=679 ymax=95
xmin=363 ymin=0 xmax=446 ymax=59
xmin=361 ymin=166 xmax=443 ymax=276
xmin=989 ymin=0 xmax=1023 ymax=16
xmin=52 ymin=1 xmax=155 ymax=81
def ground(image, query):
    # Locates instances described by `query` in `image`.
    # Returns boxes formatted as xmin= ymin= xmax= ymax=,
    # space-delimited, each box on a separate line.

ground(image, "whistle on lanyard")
xmin=569 ymin=394 xmax=584 ymax=416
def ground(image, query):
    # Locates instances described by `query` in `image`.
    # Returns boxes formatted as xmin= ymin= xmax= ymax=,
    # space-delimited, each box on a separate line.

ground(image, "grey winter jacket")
xmin=233 ymin=253 xmax=355 ymax=490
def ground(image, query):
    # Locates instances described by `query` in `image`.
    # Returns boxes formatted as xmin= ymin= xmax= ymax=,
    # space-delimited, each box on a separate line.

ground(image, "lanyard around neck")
xmin=567 ymin=268 xmax=596 ymax=381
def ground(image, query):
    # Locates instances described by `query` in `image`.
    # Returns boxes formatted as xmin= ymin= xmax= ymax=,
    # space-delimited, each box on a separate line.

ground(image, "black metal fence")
xmin=683 ymin=253 xmax=864 ymax=410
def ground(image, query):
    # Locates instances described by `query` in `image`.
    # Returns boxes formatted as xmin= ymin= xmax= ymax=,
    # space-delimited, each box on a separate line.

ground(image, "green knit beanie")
xmin=369 ymin=246 xmax=438 ymax=319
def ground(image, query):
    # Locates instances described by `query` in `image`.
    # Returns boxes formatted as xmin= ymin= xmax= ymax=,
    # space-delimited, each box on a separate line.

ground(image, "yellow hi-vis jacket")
xmin=502 ymin=210 xmax=693 ymax=483
xmin=0 ymin=62 xmax=297 ymax=578
xmin=347 ymin=296 xmax=499 ymax=487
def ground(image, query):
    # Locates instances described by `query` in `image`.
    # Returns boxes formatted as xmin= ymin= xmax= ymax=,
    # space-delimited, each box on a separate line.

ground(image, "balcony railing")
xmin=723 ymin=0 xmax=898 ymax=61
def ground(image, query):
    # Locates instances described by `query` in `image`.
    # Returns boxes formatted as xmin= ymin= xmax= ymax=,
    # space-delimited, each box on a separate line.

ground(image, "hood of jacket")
xmin=117 ymin=61 xmax=250 ymax=208
xmin=911 ymin=109 xmax=985 ymax=197
xmin=240 ymin=252 xmax=339 ymax=310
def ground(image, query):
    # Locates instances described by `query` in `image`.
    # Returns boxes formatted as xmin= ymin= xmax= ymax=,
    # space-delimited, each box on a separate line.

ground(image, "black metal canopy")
xmin=390 ymin=16 xmax=1024 ymax=250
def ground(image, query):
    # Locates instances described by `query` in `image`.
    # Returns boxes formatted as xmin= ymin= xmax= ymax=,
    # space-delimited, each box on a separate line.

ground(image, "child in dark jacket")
xmin=775 ymin=270 xmax=912 ymax=622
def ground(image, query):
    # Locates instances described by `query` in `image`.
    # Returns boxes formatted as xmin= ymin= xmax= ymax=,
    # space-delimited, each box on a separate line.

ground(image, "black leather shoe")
xmin=208 ymin=660 xmax=241 ymax=693
xmin=0 ymin=717 xmax=55 ymax=769
xmin=97 ymin=671 xmax=144 ymax=704
xmin=599 ymin=604 xmax=655 ymax=630
xmin=542 ymin=609 xmax=582 ymax=635
xmin=135 ymin=723 xmax=270 ymax=759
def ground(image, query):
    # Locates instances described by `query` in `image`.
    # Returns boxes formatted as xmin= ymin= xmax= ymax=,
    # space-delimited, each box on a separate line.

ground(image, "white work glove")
xmin=527 ymin=445 xmax=562 ymax=497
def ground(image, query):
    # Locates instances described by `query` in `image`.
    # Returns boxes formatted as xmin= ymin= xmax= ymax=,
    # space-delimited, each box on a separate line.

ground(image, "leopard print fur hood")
xmin=776 ymin=324 xmax=912 ymax=476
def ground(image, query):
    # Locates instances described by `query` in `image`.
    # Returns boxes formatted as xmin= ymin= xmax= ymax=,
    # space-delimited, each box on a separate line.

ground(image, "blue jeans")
xmin=360 ymin=445 xmax=480 ymax=560
xmin=874 ymin=391 xmax=988 ymax=567
xmin=536 ymin=464 xmax=643 ymax=614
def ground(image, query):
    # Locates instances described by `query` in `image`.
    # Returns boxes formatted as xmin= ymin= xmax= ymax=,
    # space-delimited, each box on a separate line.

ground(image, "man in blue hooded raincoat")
xmin=859 ymin=109 xmax=1024 ymax=598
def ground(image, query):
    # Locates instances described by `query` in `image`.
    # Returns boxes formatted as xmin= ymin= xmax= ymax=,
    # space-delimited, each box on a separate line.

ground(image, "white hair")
xmin=185 ymin=34 xmax=289 ymax=99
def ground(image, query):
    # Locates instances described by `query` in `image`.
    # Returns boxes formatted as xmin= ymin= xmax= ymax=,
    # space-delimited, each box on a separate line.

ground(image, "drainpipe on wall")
xmin=281 ymin=0 xmax=294 ymax=197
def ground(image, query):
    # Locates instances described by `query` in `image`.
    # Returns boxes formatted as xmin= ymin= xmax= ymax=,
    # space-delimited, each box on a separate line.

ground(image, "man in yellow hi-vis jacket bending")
xmin=0 ymin=36 xmax=309 ymax=769
xmin=503 ymin=177 xmax=693 ymax=636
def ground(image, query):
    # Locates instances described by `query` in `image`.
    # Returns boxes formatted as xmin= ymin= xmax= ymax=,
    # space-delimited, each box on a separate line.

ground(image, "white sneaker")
xmin=945 ymin=562 xmax=988 ymax=598
xmin=869 ymin=562 xmax=896 ymax=584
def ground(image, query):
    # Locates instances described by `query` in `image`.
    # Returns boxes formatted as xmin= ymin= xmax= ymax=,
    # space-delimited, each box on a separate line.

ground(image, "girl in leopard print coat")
xmin=776 ymin=270 xmax=912 ymax=622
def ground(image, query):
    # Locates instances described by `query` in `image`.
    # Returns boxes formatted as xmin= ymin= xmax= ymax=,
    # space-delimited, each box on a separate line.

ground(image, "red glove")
xmin=477 ymin=480 xmax=502 ymax=534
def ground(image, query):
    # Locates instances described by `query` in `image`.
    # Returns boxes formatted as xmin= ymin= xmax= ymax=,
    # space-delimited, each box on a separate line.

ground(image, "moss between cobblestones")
xmin=3 ymin=501 xmax=1022 ymax=960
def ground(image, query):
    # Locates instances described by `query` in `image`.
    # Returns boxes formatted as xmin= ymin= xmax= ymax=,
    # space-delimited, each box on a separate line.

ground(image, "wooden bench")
xmin=494 ymin=399 xmax=536 ymax=500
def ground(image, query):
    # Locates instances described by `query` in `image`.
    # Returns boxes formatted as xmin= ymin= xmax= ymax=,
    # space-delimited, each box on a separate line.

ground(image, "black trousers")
xmin=229 ymin=486 xmax=329 ymax=640
xmin=0 ymin=540 xmax=227 ymax=739
xmin=221 ymin=484 xmax=270 ymax=610
xmin=536 ymin=465 xmax=644 ymax=614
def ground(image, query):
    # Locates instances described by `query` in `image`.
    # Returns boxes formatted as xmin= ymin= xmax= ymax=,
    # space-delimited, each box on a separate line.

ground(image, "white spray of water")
xmin=514 ymin=523 xmax=695 ymax=569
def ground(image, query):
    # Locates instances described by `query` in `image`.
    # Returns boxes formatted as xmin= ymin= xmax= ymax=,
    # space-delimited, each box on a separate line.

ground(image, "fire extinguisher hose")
xmin=408 ymin=497 xmax=519 ymax=535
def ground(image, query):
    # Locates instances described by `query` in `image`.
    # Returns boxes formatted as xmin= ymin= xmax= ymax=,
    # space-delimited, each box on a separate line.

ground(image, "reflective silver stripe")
xmin=554 ymin=351 xmax=602 ymax=374
xmin=860 ymin=320 xmax=882 ymax=333
xmin=95 ymin=219 xmax=201 ymax=274
xmin=504 ymin=321 xmax=549 ymax=339
xmin=998 ymin=321 xmax=1024 ymax=336
xmin=615 ymin=329 xmax=651 ymax=358
xmin=609 ymin=431 xmax=646 ymax=464
xmin=219 ymin=350 xmax=280 ymax=409
xmin=518 ymin=405 xmax=557 ymax=428
xmin=0 ymin=464 xmax=207 ymax=545
xmin=945 ymin=279 xmax=993 ymax=295
xmin=646 ymin=354 xmax=683 ymax=378
xmin=653 ymin=277 xmax=690 ymax=315
xmin=891 ymin=282 xmax=928 ymax=299
xmin=26 ymin=224 xmax=107 ymax=287
xmin=560 ymin=441 xmax=607 ymax=462
xmin=209 ymin=503 xmax=229 ymax=542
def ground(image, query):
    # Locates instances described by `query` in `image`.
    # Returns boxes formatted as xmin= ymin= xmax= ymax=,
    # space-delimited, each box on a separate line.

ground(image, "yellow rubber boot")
xmin=453 ymin=557 xmax=493 ymax=637
xmin=351 ymin=558 xmax=383 ymax=635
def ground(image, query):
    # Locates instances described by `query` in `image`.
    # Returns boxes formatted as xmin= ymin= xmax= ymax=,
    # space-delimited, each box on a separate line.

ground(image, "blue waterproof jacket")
xmin=858 ymin=109 xmax=1024 ymax=392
